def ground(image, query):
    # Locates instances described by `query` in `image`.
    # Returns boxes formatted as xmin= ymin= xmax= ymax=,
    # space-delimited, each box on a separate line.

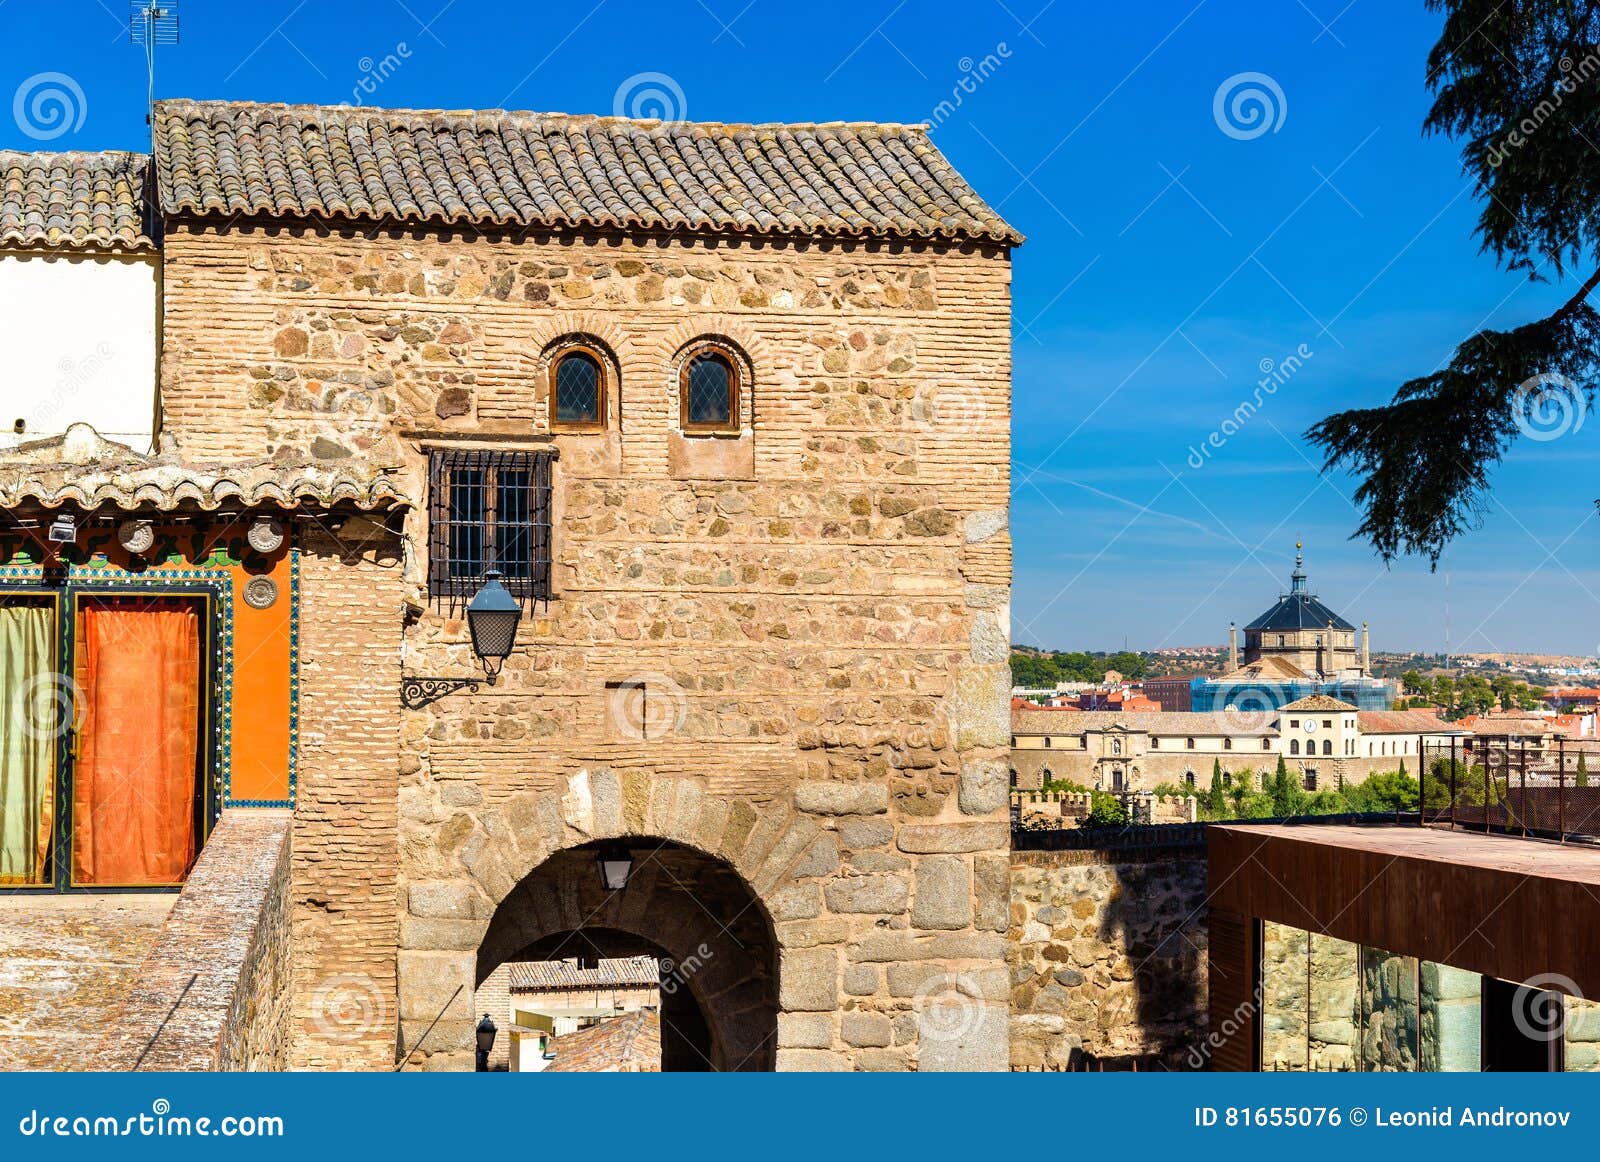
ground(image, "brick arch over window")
xmin=523 ymin=312 xmax=634 ymax=428
xmin=397 ymin=770 xmax=828 ymax=1071
xmin=540 ymin=332 xmax=622 ymax=430
xmin=655 ymin=317 xmax=767 ymax=432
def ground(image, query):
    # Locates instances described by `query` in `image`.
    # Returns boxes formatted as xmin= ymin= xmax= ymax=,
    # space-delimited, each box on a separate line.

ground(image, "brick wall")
xmin=159 ymin=221 xmax=1014 ymax=1070
xmin=290 ymin=519 xmax=408 ymax=1069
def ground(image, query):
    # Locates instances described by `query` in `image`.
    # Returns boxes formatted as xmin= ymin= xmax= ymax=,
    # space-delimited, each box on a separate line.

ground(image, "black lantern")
xmin=596 ymin=842 xmax=634 ymax=892
xmin=475 ymin=1012 xmax=498 ymax=1072
xmin=467 ymin=570 xmax=522 ymax=682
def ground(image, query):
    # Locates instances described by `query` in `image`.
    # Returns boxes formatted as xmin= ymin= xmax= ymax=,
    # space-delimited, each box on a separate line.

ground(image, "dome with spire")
xmin=1244 ymin=545 xmax=1355 ymax=634
xmin=1232 ymin=544 xmax=1365 ymax=680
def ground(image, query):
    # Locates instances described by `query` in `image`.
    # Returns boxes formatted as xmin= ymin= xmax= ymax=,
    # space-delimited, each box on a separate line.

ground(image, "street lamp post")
xmin=475 ymin=1013 xmax=498 ymax=1072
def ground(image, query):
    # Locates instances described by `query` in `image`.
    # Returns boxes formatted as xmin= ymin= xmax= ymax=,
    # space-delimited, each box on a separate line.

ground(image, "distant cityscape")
xmin=1011 ymin=550 xmax=1600 ymax=830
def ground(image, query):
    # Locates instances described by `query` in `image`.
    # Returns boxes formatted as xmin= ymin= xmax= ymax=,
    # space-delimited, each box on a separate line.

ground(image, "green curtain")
xmin=0 ymin=604 xmax=55 ymax=884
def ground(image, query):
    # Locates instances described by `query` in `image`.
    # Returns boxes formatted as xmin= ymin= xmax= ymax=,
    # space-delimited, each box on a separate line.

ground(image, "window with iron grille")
xmin=427 ymin=448 xmax=553 ymax=607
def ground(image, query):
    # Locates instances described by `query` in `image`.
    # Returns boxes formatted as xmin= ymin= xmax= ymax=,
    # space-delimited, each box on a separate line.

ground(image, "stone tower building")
xmin=13 ymin=98 xmax=1017 ymax=1071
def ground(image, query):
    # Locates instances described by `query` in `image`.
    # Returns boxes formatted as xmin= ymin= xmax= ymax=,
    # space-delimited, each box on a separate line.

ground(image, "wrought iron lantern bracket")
xmin=400 ymin=676 xmax=481 ymax=710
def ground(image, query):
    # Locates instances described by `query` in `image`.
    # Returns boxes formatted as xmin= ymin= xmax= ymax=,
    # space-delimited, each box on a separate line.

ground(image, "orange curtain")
xmin=72 ymin=599 xmax=201 ymax=886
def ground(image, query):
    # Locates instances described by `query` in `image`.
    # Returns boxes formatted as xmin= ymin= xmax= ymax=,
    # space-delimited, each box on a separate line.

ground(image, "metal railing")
xmin=1420 ymin=734 xmax=1600 ymax=843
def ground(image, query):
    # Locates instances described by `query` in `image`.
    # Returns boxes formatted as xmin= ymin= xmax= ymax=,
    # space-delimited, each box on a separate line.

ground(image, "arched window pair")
xmin=546 ymin=338 xmax=743 ymax=434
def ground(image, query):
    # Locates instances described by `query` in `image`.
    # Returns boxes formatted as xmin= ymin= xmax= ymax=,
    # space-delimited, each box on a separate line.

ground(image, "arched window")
xmin=1290 ymin=739 xmax=1300 ymax=755
xmin=1008 ymin=769 xmax=1018 ymax=788
xmin=1224 ymin=737 xmax=1233 ymax=751
xmin=1322 ymin=739 xmax=1332 ymax=756
xmin=1044 ymin=736 xmax=1052 ymax=749
xmin=680 ymin=344 xmax=741 ymax=433
xmin=548 ymin=342 xmax=610 ymax=430
xmin=1262 ymin=738 xmax=1271 ymax=750
xmin=1185 ymin=770 xmax=1196 ymax=787
xmin=1186 ymin=737 xmax=1195 ymax=750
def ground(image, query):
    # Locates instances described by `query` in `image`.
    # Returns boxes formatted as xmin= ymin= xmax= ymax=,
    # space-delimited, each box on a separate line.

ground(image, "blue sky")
xmin=4 ymin=0 xmax=1595 ymax=656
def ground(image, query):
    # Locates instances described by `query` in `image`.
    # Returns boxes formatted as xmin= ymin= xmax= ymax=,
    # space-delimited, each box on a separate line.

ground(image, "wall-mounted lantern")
xmin=596 ymin=842 xmax=634 ymax=892
xmin=465 ymin=570 xmax=522 ymax=681
xmin=401 ymin=571 xmax=525 ymax=709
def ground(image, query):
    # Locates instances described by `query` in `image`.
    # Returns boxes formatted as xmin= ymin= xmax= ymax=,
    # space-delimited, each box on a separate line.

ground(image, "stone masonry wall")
xmin=158 ymin=222 xmax=1014 ymax=1070
xmin=96 ymin=810 xmax=292 ymax=1071
xmin=1010 ymin=839 xmax=1209 ymax=1069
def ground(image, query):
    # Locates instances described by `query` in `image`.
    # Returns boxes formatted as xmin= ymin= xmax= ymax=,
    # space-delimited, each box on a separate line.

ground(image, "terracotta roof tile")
xmin=1280 ymin=695 xmax=1358 ymax=712
xmin=0 ymin=150 xmax=152 ymax=251
xmin=1357 ymin=710 xmax=1465 ymax=735
xmin=151 ymin=99 xmax=1021 ymax=245
xmin=0 ymin=424 xmax=409 ymax=513
xmin=1013 ymin=709 xmax=1276 ymax=736
xmin=543 ymin=1009 xmax=661 ymax=1072
xmin=508 ymin=955 xmax=659 ymax=991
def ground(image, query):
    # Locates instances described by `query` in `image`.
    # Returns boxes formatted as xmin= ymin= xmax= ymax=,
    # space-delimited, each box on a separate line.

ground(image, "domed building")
xmin=1237 ymin=544 xmax=1367 ymax=679
xmin=1190 ymin=546 xmax=1395 ymax=715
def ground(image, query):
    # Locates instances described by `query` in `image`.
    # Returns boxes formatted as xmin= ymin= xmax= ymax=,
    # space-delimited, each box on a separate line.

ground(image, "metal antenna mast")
xmin=129 ymin=2 xmax=180 ymax=128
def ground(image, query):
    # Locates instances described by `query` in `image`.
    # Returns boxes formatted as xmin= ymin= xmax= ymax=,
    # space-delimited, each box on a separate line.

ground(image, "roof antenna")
xmin=129 ymin=2 xmax=179 ymax=131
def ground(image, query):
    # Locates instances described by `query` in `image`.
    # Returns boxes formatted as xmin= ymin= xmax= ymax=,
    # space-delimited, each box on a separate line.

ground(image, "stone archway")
xmin=477 ymin=840 xmax=779 ymax=1070
xmin=398 ymin=770 xmax=833 ymax=1071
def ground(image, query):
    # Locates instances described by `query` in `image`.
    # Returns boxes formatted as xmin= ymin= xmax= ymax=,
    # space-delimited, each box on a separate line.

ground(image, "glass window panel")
xmin=554 ymin=352 xmax=601 ymax=425
xmin=1359 ymin=946 xmax=1419 ymax=1071
xmin=1308 ymin=934 xmax=1359 ymax=1071
xmin=1565 ymin=996 xmax=1600 ymax=1072
xmin=686 ymin=354 xmax=733 ymax=426
xmin=1420 ymin=962 xmax=1482 ymax=1071
xmin=448 ymin=467 xmax=484 ymax=579
xmin=1261 ymin=921 xmax=1309 ymax=1070
xmin=497 ymin=470 xmax=532 ymax=579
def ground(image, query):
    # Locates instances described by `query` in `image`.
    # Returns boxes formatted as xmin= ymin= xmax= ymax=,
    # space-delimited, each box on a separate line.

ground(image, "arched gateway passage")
xmin=477 ymin=840 xmax=779 ymax=1071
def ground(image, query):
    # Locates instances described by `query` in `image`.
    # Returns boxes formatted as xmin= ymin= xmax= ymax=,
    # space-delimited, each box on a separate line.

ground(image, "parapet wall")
xmin=96 ymin=810 xmax=293 ymax=1071
xmin=1009 ymin=826 xmax=1209 ymax=1069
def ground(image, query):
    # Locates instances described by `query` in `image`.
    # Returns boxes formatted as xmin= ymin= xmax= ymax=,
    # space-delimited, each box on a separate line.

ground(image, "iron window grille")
xmin=428 ymin=448 xmax=553 ymax=609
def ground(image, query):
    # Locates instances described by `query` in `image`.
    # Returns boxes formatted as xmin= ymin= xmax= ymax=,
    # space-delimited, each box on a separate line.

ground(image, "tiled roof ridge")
xmin=154 ymin=96 xmax=937 ymax=134
xmin=151 ymin=98 xmax=1021 ymax=245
